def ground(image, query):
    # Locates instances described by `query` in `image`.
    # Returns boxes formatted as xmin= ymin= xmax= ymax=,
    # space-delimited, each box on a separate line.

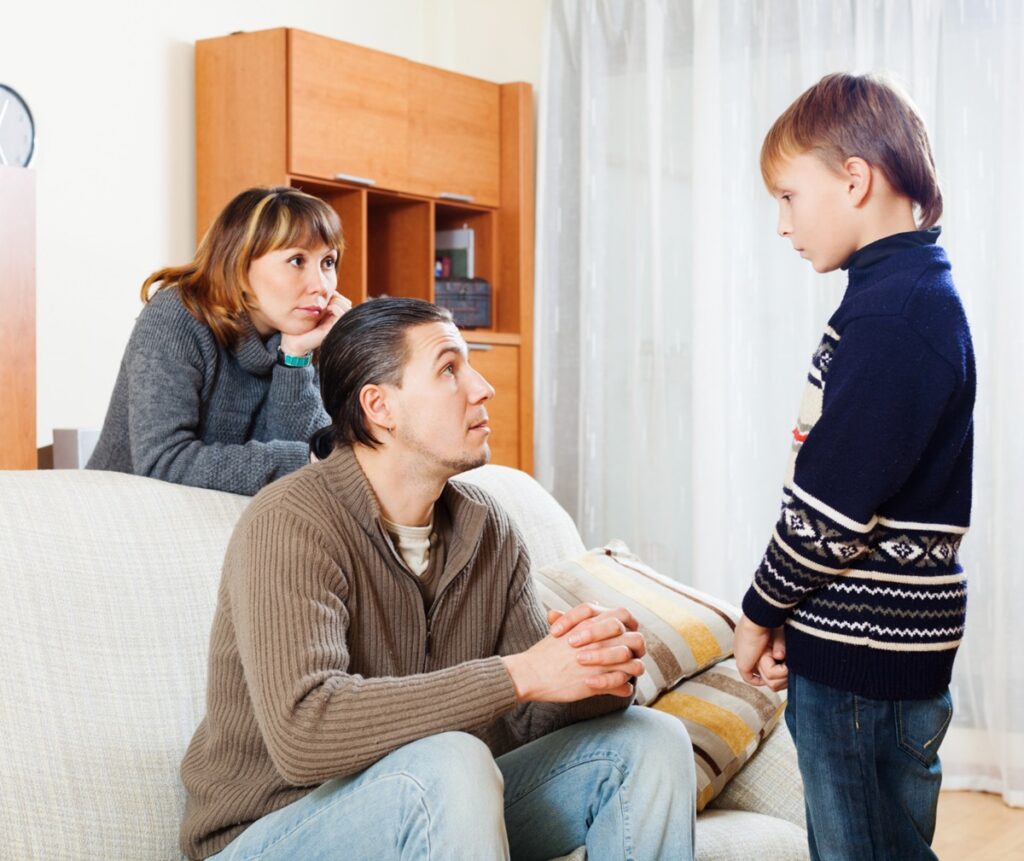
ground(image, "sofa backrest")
xmin=1 ymin=471 xmax=249 ymax=860
xmin=0 ymin=465 xmax=582 ymax=860
xmin=456 ymin=464 xmax=586 ymax=568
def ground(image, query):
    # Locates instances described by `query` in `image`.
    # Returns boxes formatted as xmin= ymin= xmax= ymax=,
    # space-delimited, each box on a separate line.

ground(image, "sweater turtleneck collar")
xmin=233 ymin=320 xmax=281 ymax=376
xmin=842 ymin=226 xmax=941 ymax=273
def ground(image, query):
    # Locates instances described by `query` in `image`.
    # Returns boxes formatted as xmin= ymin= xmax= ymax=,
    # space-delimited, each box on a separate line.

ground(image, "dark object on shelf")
xmin=435 ymin=278 xmax=492 ymax=329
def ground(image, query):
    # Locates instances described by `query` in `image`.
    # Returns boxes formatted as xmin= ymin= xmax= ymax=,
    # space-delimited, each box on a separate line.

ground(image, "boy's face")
xmin=771 ymin=153 xmax=860 ymax=273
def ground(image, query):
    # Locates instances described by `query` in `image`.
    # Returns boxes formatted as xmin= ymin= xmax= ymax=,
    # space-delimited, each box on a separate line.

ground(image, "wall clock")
xmin=0 ymin=84 xmax=35 ymax=167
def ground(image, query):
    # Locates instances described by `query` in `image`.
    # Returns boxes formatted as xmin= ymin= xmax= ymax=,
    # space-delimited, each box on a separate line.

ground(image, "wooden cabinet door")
xmin=408 ymin=66 xmax=500 ymax=206
xmin=467 ymin=344 xmax=519 ymax=468
xmin=0 ymin=168 xmax=36 ymax=469
xmin=288 ymin=31 xmax=410 ymax=191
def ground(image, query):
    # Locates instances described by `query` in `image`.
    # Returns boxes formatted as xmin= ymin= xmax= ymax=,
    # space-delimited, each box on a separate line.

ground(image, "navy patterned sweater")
xmin=742 ymin=236 xmax=975 ymax=699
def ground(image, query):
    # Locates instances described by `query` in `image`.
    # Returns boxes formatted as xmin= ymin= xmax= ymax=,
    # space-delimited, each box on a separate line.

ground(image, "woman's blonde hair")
xmin=143 ymin=186 xmax=344 ymax=347
xmin=761 ymin=73 xmax=942 ymax=229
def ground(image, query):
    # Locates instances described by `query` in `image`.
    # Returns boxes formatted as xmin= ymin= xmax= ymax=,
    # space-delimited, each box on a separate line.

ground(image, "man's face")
xmin=772 ymin=153 xmax=859 ymax=273
xmin=385 ymin=321 xmax=496 ymax=477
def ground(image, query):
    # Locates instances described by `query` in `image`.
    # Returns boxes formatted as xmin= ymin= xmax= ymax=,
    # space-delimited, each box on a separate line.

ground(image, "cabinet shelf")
xmin=461 ymin=330 xmax=521 ymax=346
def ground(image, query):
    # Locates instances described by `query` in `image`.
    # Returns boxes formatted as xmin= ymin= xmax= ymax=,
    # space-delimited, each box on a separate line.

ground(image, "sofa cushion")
xmin=0 ymin=471 xmax=250 ymax=861
xmin=651 ymin=659 xmax=786 ymax=810
xmin=694 ymin=809 xmax=809 ymax=860
xmin=535 ymin=540 xmax=739 ymax=705
xmin=710 ymin=715 xmax=806 ymax=829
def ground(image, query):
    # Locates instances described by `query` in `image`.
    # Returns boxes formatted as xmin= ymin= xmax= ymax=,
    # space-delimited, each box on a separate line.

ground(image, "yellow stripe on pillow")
xmin=649 ymin=660 xmax=786 ymax=810
xmin=652 ymin=691 xmax=756 ymax=755
xmin=576 ymin=554 xmax=723 ymax=666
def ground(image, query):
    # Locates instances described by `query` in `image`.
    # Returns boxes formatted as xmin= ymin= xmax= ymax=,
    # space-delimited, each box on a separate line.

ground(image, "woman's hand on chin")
xmin=280 ymin=293 xmax=353 ymax=356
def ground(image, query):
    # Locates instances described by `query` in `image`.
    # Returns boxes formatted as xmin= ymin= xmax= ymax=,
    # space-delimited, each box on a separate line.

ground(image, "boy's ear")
xmin=843 ymin=156 xmax=872 ymax=207
xmin=359 ymin=383 xmax=396 ymax=437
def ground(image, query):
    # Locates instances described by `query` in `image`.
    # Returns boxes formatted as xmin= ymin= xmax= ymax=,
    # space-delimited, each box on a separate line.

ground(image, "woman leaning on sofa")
xmin=87 ymin=186 xmax=350 ymax=495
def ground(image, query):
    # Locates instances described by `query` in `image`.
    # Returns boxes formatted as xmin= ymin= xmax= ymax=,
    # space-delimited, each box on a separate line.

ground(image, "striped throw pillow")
xmin=533 ymin=540 xmax=739 ymax=705
xmin=651 ymin=659 xmax=786 ymax=810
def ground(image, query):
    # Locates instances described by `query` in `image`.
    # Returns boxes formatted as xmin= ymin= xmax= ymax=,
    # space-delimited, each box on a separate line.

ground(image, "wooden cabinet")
xmin=465 ymin=343 xmax=519 ymax=467
xmin=0 ymin=168 xmax=36 ymax=469
xmin=288 ymin=31 xmax=410 ymax=191
xmin=195 ymin=29 xmax=534 ymax=471
xmin=408 ymin=65 xmax=500 ymax=206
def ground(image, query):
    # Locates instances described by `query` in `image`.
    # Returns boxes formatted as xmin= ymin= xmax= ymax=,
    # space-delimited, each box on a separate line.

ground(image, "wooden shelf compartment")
xmin=435 ymin=202 xmax=497 ymax=287
xmin=434 ymin=202 xmax=498 ymax=331
xmin=366 ymin=192 xmax=433 ymax=301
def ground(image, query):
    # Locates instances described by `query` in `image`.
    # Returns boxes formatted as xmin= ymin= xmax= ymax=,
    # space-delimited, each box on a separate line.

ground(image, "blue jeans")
xmin=207 ymin=707 xmax=695 ymax=861
xmin=785 ymin=672 xmax=953 ymax=861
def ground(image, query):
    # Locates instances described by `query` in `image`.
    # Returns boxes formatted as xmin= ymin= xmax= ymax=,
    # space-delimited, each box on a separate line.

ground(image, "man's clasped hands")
xmin=502 ymin=603 xmax=790 ymax=704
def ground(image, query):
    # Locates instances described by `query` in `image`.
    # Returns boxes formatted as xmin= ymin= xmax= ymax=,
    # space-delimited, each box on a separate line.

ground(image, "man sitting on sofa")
xmin=179 ymin=297 xmax=697 ymax=861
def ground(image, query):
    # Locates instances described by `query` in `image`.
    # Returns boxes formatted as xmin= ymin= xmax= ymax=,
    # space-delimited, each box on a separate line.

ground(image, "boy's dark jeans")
xmin=785 ymin=672 xmax=952 ymax=861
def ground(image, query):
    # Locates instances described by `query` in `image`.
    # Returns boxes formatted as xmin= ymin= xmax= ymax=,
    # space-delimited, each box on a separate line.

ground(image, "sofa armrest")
xmin=708 ymin=719 xmax=806 ymax=830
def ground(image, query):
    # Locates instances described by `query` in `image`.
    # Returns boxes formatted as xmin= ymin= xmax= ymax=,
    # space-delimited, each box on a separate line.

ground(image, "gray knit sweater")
xmin=180 ymin=445 xmax=628 ymax=859
xmin=87 ymin=287 xmax=328 ymax=495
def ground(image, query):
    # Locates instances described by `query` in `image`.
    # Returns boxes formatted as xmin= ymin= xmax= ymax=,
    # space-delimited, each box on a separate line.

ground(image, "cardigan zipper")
xmin=421 ymin=565 xmax=471 ymax=668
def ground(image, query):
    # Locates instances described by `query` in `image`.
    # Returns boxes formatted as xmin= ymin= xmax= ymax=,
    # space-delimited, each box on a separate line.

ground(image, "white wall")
xmin=0 ymin=0 xmax=546 ymax=446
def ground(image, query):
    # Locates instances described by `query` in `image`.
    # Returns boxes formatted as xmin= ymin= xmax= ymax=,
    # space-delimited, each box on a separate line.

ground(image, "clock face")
xmin=0 ymin=84 xmax=35 ymax=167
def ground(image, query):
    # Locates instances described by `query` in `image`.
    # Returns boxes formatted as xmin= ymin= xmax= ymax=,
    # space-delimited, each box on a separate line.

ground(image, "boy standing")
xmin=734 ymin=73 xmax=974 ymax=861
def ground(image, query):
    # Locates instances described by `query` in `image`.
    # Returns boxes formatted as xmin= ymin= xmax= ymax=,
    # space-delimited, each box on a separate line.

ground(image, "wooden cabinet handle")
xmin=439 ymin=192 xmax=474 ymax=203
xmin=335 ymin=172 xmax=376 ymax=186
xmin=467 ymin=343 xmax=493 ymax=351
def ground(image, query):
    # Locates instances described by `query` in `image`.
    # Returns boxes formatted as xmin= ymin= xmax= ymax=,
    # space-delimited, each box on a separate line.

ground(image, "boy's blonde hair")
xmin=761 ymin=73 xmax=942 ymax=228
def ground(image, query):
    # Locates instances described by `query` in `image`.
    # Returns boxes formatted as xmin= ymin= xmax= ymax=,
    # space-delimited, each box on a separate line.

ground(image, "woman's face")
xmin=246 ymin=243 xmax=339 ymax=337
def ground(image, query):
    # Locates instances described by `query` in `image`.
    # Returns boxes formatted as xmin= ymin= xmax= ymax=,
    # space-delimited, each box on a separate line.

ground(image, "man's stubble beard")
xmin=398 ymin=426 xmax=491 ymax=477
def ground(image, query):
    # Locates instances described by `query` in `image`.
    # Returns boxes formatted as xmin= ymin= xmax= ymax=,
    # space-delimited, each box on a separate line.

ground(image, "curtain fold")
xmin=536 ymin=0 xmax=1023 ymax=804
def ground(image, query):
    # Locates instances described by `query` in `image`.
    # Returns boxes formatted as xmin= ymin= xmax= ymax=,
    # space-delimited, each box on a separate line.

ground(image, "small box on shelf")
xmin=435 ymin=278 xmax=493 ymax=329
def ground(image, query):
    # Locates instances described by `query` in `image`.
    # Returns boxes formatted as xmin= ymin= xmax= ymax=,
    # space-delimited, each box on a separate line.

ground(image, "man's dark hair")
xmin=311 ymin=297 xmax=454 ymax=458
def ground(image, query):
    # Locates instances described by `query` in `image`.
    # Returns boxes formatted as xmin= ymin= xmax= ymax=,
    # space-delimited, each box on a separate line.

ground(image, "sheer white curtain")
xmin=535 ymin=0 xmax=1024 ymax=804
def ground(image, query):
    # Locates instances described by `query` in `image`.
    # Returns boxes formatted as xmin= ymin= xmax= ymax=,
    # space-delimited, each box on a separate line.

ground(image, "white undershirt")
xmin=382 ymin=517 xmax=433 ymax=577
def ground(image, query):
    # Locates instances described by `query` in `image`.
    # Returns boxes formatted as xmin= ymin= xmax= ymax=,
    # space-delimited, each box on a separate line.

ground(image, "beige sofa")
xmin=0 ymin=465 xmax=808 ymax=860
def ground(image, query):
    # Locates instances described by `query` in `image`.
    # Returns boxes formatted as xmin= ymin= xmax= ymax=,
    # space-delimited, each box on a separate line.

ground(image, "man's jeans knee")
xmin=499 ymin=707 xmax=696 ymax=861
xmin=208 ymin=732 xmax=506 ymax=861
xmin=209 ymin=709 xmax=696 ymax=861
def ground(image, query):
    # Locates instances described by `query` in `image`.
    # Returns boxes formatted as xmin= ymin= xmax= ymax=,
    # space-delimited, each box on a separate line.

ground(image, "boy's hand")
xmin=756 ymin=626 xmax=789 ymax=691
xmin=735 ymin=615 xmax=788 ymax=690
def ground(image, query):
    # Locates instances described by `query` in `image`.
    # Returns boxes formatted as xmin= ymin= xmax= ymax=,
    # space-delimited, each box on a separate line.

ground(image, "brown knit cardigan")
xmin=180 ymin=445 xmax=625 ymax=859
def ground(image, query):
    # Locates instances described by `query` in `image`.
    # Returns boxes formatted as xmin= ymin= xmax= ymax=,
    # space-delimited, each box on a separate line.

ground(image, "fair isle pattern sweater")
xmin=742 ymin=242 xmax=975 ymax=699
xmin=87 ymin=287 xmax=327 ymax=496
xmin=180 ymin=446 xmax=627 ymax=860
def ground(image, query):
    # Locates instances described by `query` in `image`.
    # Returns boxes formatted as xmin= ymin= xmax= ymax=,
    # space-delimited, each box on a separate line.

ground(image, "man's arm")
xmin=230 ymin=508 xmax=641 ymax=784
xmin=494 ymin=546 xmax=640 ymax=747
